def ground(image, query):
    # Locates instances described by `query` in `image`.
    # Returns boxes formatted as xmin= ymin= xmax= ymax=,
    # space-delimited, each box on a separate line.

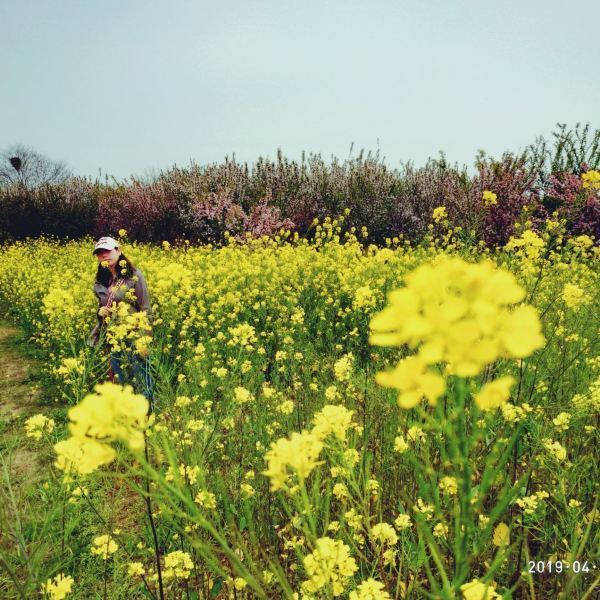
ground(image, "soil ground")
xmin=0 ymin=319 xmax=46 ymax=489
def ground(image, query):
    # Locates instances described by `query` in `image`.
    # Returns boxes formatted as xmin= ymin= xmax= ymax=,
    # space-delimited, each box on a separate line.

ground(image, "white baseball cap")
xmin=93 ymin=236 xmax=119 ymax=254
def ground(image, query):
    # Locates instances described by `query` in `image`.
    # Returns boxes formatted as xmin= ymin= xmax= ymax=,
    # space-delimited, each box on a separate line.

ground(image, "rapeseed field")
xmin=0 ymin=208 xmax=598 ymax=599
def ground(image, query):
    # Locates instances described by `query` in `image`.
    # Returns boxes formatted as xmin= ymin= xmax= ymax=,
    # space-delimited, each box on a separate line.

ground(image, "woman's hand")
xmin=98 ymin=306 xmax=111 ymax=318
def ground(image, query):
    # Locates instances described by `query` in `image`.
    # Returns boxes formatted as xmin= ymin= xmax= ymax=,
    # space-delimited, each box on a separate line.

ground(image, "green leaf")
xmin=210 ymin=578 xmax=223 ymax=597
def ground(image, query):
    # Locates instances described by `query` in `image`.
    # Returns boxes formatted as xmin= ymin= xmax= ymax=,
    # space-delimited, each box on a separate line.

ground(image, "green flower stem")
xmin=453 ymin=377 xmax=472 ymax=588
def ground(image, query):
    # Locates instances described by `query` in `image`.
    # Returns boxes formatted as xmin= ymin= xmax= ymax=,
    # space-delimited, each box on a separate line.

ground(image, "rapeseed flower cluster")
xmin=492 ymin=523 xmax=510 ymax=547
xmin=127 ymin=562 xmax=145 ymax=577
xmin=349 ymin=578 xmax=391 ymax=600
xmin=195 ymin=490 xmax=217 ymax=509
xmin=460 ymin=579 xmax=500 ymax=599
xmin=581 ymin=169 xmax=600 ymax=190
xmin=562 ymin=283 xmax=590 ymax=308
xmin=163 ymin=550 xmax=194 ymax=579
xmin=334 ymin=353 xmax=354 ymax=382
xmin=552 ymin=412 xmax=571 ymax=431
xmin=438 ymin=475 xmax=458 ymax=496
xmin=353 ymin=285 xmax=377 ymax=309
xmin=263 ymin=431 xmax=324 ymax=491
xmin=55 ymin=357 xmax=85 ymax=382
xmin=0 ymin=222 xmax=597 ymax=599
xmin=482 ymin=190 xmax=498 ymax=206
xmin=515 ymin=491 xmax=550 ymax=516
xmin=473 ymin=376 xmax=515 ymax=411
xmin=24 ymin=413 xmax=55 ymax=440
xmin=90 ymin=534 xmax=118 ymax=559
xmin=394 ymin=514 xmax=412 ymax=531
xmin=54 ymin=382 xmax=148 ymax=476
xmin=312 ymin=405 xmax=355 ymax=441
xmin=41 ymin=573 xmax=74 ymax=599
xmin=370 ymin=257 xmax=544 ymax=407
xmin=264 ymin=403 xmax=357 ymax=490
xmin=505 ymin=230 xmax=546 ymax=261
xmin=302 ymin=537 xmax=358 ymax=596
xmin=105 ymin=304 xmax=152 ymax=353
xmin=543 ymin=439 xmax=567 ymax=461
xmin=370 ymin=522 xmax=398 ymax=546
xmin=432 ymin=206 xmax=448 ymax=223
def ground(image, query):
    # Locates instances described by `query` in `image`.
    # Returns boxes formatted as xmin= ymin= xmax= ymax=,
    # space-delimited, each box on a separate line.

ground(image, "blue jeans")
xmin=110 ymin=350 xmax=155 ymax=414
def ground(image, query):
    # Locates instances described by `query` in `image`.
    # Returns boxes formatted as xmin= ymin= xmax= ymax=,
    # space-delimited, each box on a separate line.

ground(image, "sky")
xmin=1 ymin=0 xmax=598 ymax=180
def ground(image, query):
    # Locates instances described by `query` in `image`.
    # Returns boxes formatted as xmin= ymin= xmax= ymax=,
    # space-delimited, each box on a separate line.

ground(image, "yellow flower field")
xmin=0 ymin=213 xmax=598 ymax=599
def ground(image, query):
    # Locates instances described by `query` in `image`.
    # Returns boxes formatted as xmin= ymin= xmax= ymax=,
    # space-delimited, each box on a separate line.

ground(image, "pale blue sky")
xmin=1 ymin=0 xmax=598 ymax=179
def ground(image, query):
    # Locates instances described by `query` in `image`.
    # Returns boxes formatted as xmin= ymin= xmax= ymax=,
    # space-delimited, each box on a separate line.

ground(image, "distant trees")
xmin=525 ymin=122 xmax=600 ymax=184
xmin=0 ymin=144 xmax=71 ymax=187
xmin=0 ymin=124 xmax=597 ymax=244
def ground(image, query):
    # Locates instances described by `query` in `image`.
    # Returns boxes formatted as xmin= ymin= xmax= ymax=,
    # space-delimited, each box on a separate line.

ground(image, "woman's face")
xmin=95 ymin=247 xmax=121 ymax=268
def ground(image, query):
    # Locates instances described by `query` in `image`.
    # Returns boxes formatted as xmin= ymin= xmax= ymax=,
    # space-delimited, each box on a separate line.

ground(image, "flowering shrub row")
xmin=1 ymin=152 xmax=598 ymax=246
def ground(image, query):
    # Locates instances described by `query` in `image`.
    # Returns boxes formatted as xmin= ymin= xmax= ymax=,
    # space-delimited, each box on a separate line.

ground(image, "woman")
xmin=91 ymin=236 xmax=155 ymax=413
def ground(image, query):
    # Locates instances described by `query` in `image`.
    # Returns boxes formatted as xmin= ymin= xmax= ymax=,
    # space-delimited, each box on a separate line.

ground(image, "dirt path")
xmin=0 ymin=319 xmax=45 ymax=487
xmin=0 ymin=320 xmax=150 ymax=598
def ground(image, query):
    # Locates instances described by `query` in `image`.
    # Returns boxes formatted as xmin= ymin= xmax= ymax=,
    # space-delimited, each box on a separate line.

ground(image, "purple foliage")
xmin=95 ymin=180 xmax=181 ymax=241
xmin=572 ymin=195 xmax=600 ymax=241
xmin=1 ymin=147 xmax=598 ymax=246
xmin=473 ymin=154 xmax=541 ymax=246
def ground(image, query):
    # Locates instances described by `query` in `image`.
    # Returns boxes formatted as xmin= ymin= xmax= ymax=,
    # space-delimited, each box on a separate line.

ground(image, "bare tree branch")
xmin=0 ymin=144 xmax=71 ymax=187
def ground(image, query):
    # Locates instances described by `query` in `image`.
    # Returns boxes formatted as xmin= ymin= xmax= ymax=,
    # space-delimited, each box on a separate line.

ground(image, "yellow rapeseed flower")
xmin=24 ymin=413 xmax=55 ymax=440
xmin=543 ymin=439 xmax=567 ymax=461
xmin=370 ymin=522 xmax=398 ymax=546
xmin=263 ymin=430 xmax=324 ymax=491
xmin=370 ymin=257 xmax=544 ymax=382
xmin=233 ymin=577 xmax=247 ymax=590
xmin=54 ymin=437 xmax=116 ymax=476
xmin=234 ymin=386 xmax=252 ymax=404
xmin=473 ymin=376 xmax=515 ymax=411
xmin=90 ymin=534 xmax=118 ymax=559
xmin=482 ymin=190 xmax=498 ymax=206
xmin=439 ymin=476 xmax=458 ymax=496
xmin=163 ymin=550 xmax=193 ymax=579
xmin=433 ymin=523 xmax=448 ymax=539
xmin=432 ymin=206 xmax=447 ymax=223
xmin=492 ymin=522 xmax=510 ymax=547
xmin=393 ymin=435 xmax=409 ymax=453
xmin=552 ymin=412 xmax=571 ymax=431
xmin=349 ymin=578 xmax=392 ymax=600
xmin=302 ymin=537 xmax=358 ymax=596
xmin=581 ymin=169 xmax=600 ymax=190
xmin=460 ymin=579 xmax=500 ymax=599
xmin=394 ymin=514 xmax=412 ymax=531
xmin=53 ymin=383 xmax=148 ymax=476
xmin=375 ymin=355 xmax=445 ymax=408
xmin=195 ymin=490 xmax=217 ymax=509
xmin=312 ymin=405 xmax=354 ymax=441
xmin=67 ymin=382 xmax=148 ymax=451
xmin=41 ymin=573 xmax=74 ymax=599
xmin=515 ymin=490 xmax=549 ymax=515
xmin=562 ymin=283 xmax=589 ymax=308
xmin=127 ymin=562 xmax=145 ymax=576
xmin=334 ymin=353 xmax=354 ymax=382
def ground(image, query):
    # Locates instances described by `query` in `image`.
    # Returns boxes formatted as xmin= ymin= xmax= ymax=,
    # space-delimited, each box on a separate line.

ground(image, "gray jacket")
xmin=93 ymin=268 xmax=152 ymax=329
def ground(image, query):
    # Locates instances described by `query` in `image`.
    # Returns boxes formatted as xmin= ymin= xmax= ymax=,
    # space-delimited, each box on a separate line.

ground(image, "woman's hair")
xmin=95 ymin=252 xmax=137 ymax=286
